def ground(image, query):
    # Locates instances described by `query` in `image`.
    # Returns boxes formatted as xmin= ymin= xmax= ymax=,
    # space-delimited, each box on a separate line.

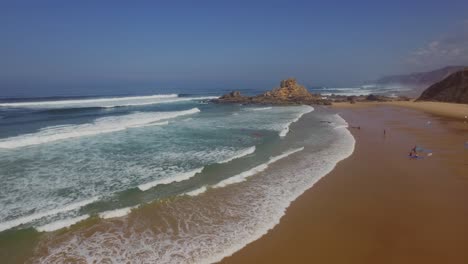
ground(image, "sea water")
xmin=0 ymin=93 xmax=354 ymax=263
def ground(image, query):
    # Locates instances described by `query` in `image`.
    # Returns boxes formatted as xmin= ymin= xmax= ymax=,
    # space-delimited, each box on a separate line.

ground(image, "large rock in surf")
xmin=417 ymin=68 xmax=468 ymax=104
xmin=214 ymin=78 xmax=331 ymax=105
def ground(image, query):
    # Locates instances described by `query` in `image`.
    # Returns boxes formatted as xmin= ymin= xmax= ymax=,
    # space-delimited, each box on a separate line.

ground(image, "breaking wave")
xmin=279 ymin=106 xmax=313 ymax=137
xmin=218 ymin=146 xmax=255 ymax=164
xmin=0 ymin=108 xmax=200 ymax=149
xmin=214 ymin=147 xmax=304 ymax=188
xmin=32 ymin=114 xmax=356 ymax=264
xmin=0 ymin=196 xmax=99 ymax=232
xmin=36 ymin=215 xmax=90 ymax=232
xmin=247 ymin=107 xmax=272 ymax=111
xmin=183 ymin=186 xmax=208 ymax=197
xmin=138 ymin=167 xmax=204 ymax=191
xmin=99 ymin=206 xmax=138 ymax=219
xmin=0 ymin=94 xmax=218 ymax=109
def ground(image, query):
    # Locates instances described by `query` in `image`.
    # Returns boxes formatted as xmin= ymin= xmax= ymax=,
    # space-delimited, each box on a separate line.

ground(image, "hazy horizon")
xmin=1 ymin=1 xmax=468 ymax=97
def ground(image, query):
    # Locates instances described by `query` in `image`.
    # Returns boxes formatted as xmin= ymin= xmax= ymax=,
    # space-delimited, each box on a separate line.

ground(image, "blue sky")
xmin=1 ymin=1 xmax=468 ymax=96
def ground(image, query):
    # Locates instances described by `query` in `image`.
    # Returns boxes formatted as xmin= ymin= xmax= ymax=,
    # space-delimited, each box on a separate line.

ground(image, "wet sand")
xmin=222 ymin=105 xmax=468 ymax=263
xmin=334 ymin=101 xmax=468 ymax=121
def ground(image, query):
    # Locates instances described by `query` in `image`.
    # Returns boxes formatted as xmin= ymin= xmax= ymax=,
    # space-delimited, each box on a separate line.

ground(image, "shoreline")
xmin=1 ymin=101 xmax=467 ymax=263
xmin=332 ymin=101 xmax=468 ymax=121
xmin=221 ymin=103 xmax=468 ymax=263
xmin=2 ymin=105 xmax=354 ymax=263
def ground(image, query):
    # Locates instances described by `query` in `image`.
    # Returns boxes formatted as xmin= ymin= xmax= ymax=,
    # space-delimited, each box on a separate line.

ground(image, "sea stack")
xmin=214 ymin=78 xmax=331 ymax=105
xmin=417 ymin=68 xmax=468 ymax=104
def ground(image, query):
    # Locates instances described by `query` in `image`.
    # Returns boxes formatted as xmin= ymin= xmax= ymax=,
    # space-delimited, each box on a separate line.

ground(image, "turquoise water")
xmin=0 ymin=93 xmax=355 ymax=263
xmin=0 ymin=95 xmax=312 ymax=231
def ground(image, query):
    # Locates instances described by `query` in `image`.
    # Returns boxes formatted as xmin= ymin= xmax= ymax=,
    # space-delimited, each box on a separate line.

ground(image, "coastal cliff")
xmin=214 ymin=78 xmax=331 ymax=105
xmin=417 ymin=68 xmax=468 ymax=104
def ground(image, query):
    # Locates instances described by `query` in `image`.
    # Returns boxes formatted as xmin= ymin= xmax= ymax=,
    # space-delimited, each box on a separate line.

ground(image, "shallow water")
xmin=0 ymin=94 xmax=354 ymax=263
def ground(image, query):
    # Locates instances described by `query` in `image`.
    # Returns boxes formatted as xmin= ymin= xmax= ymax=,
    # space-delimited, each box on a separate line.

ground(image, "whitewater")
xmin=0 ymin=94 xmax=356 ymax=264
xmin=0 ymin=108 xmax=200 ymax=149
xmin=30 ymin=111 xmax=354 ymax=264
xmin=0 ymin=94 xmax=217 ymax=109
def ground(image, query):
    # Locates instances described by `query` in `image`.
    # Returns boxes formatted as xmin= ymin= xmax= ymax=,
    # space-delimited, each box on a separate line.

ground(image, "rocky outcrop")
xmin=214 ymin=78 xmax=331 ymax=105
xmin=365 ymin=94 xmax=389 ymax=102
xmin=326 ymin=93 xmax=411 ymax=103
xmin=217 ymin=91 xmax=247 ymax=102
xmin=417 ymin=68 xmax=468 ymax=104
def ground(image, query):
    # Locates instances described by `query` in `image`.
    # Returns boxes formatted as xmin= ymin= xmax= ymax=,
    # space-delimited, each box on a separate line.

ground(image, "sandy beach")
xmin=333 ymin=101 xmax=468 ymax=121
xmin=222 ymin=104 xmax=468 ymax=263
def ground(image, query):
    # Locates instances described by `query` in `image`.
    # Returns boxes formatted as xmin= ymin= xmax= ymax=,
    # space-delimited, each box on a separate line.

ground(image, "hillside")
xmin=375 ymin=66 xmax=466 ymax=86
xmin=417 ymin=68 xmax=468 ymax=104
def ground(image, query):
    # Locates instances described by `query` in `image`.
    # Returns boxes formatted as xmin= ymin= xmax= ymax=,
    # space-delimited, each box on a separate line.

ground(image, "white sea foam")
xmin=0 ymin=196 xmax=99 ymax=232
xmin=0 ymin=108 xmax=200 ymax=149
xmin=279 ymin=106 xmax=314 ymax=137
xmin=98 ymin=96 xmax=218 ymax=108
xmin=184 ymin=186 xmax=208 ymax=196
xmin=34 ymin=114 xmax=356 ymax=264
xmin=279 ymin=126 xmax=289 ymax=137
xmin=214 ymin=147 xmax=304 ymax=188
xmin=218 ymin=146 xmax=255 ymax=164
xmin=36 ymin=215 xmax=90 ymax=232
xmin=138 ymin=167 xmax=204 ymax=191
xmin=334 ymin=124 xmax=349 ymax=129
xmin=0 ymin=95 xmax=218 ymax=109
xmin=99 ymin=206 xmax=137 ymax=219
xmin=0 ymin=94 xmax=177 ymax=108
xmin=248 ymin=107 xmax=272 ymax=111
xmin=268 ymin=147 xmax=304 ymax=163
xmin=214 ymin=164 xmax=269 ymax=188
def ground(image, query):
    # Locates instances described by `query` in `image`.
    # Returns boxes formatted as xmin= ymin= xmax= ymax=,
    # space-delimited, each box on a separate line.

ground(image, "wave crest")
xmin=0 ymin=108 xmax=200 ymax=149
xmin=0 ymin=94 xmax=218 ymax=109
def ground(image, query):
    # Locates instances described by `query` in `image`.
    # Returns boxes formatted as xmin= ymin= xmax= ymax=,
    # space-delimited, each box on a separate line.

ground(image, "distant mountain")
xmin=417 ymin=68 xmax=468 ymax=104
xmin=375 ymin=66 xmax=466 ymax=86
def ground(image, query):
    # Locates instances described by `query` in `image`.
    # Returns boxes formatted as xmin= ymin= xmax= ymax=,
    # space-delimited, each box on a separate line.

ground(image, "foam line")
xmin=0 ymin=196 xmax=99 ymax=232
xmin=184 ymin=186 xmax=208 ymax=197
xmin=218 ymin=146 xmax=256 ymax=164
xmin=214 ymin=147 xmax=304 ymax=188
xmin=32 ymin=114 xmax=356 ymax=264
xmin=0 ymin=108 xmax=200 ymax=149
xmin=99 ymin=206 xmax=137 ymax=219
xmin=0 ymin=95 xmax=218 ymax=109
xmin=35 ymin=215 xmax=90 ymax=232
xmin=100 ymin=96 xmax=218 ymax=108
xmin=138 ymin=167 xmax=204 ymax=191
xmin=268 ymin=147 xmax=304 ymax=163
xmin=248 ymin=107 xmax=272 ymax=111
xmin=0 ymin=94 xmax=177 ymax=108
xmin=279 ymin=106 xmax=314 ymax=137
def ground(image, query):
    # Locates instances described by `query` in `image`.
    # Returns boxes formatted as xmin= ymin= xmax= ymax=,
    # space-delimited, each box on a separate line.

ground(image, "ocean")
xmin=0 ymin=90 xmax=354 ymax=263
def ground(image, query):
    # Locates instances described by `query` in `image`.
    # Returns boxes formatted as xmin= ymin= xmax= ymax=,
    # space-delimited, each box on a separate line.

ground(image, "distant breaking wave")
xmin=0 ymin=108 xmax=200 ymax=149
xmin=214 ymin=147 xmax=304 ymax=188
xmin=218 ymin=146 xmax=256 ymax=164
xmin=183 ymin=186 xmax=208 ymax=197
xmin=36 ymin=215 xmax=91 ymax=232
xmin=138 ymin=167 xmax=204 ymax=191
xmin=247 ymin=107 xmax=272 ymax=111
xmin=0 ymin=196 xmax=99 ymax=232
xmin=0 ymin=94 xmax=218 ymax=109
xmin=98 ymin=206 xmax=138 ymax=220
